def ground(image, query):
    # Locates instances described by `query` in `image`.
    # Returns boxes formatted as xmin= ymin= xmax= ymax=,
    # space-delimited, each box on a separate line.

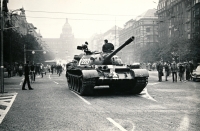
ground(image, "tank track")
xmin=66 ymin=72 xmax=96 ymax=96
xmin=130 ymin=77 xmax=148 ymax=94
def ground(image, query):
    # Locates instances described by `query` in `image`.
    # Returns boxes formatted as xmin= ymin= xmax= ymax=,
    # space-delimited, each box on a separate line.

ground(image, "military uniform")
xmin=102 ymin=43 xmax=114 ymax=53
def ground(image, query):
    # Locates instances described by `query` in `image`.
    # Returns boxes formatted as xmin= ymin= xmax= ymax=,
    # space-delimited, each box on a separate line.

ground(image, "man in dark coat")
xmin=7 ymin=65 xmax=12 ymax=78
xmin=171 ymin=60 xmax=178 ymax=82
xmin=189 ymin=61 xmax=194 ymax=80
xmin=22 ymin=61 xmax=33 ymax=90
xmin=102 ymin=39 xmax=114 ymax=53
xmin=157 ymin=61 xmax=163 ymax=82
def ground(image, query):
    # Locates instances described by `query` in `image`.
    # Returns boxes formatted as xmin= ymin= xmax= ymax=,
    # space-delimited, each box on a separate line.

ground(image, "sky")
xmin=8 ymin=0 xmax=159 ymax=39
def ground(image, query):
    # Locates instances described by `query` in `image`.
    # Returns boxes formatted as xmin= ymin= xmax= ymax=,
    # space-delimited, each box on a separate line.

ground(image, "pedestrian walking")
xmin=30 ymin=61 xmax=36 ymax=81
xmin=156 ymin=61 xmax=163 ymax=82
xmin=40 ymin=63 xmax=44 ymax=78
xmin=164 ymin=62 xmax=170 ymax=81
xmin=51 ymin=65 xmax=54 ymax=74
xmin=58 ymin=65 xmax=63 ymax=76
xmin=185 ymin=62 xmax=190 ymax=81
xmin=171 ymin=60 xmax=178 ymax=82
xmin=18 ymin=64 xmax=23 ymax=77
xmin=7 ymin=65 xmax=12 ymax=78
xmin=189 ymin=61 xmax=194 ymax=80
xmin=22 ymin=61 xmax=33 ymax=90
xmin=178 ymin=63 xmax=185 ymax=82
xmin=47 ymin=64 xmax=50 ymax=73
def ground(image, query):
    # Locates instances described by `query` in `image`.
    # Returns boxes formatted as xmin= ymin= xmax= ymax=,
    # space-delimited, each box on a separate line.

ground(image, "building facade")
xmin=191 ymin=0 xmax=200 ymax=39
xmin=157 ymin=0 xmax=200 ymax=62
xmin=119 ymin=9 xmax=158 ymax=64
xmin=157 ymin=0 xmax=192 ymax=44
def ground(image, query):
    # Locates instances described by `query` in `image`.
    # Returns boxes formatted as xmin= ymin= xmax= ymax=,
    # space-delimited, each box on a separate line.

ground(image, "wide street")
xmin=0 ymin=70 xmax=200 ymax=131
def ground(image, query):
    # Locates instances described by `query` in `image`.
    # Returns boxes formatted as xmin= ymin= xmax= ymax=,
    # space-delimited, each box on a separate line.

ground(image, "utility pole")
xmin=0 ymin=0 xmax=4 ymax=93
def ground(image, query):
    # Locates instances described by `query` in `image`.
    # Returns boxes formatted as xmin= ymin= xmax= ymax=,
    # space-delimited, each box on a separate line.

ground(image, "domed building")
xmin=60 ymin=18 xmax=74 ymax=40
xmin=43 ymin=18 xmax=75 ymax=61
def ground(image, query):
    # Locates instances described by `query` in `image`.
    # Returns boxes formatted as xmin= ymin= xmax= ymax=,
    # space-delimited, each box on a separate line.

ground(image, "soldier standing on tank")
xmin=102 ymin=39 xmax=114 ymax=53
xmin=82 ymin=41 xmax=88 ymax=52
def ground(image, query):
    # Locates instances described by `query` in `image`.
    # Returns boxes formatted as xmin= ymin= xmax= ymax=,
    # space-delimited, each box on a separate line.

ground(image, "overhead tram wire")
xmin=24 ymin=16 xmax=193 ymax=25
xmin=25 ymin=16 xmax=125 ymax=21
xmin=24 ymin=9 xmax=194 ymax=19
xmin=25 ymin=10 xmax=134 ymax=16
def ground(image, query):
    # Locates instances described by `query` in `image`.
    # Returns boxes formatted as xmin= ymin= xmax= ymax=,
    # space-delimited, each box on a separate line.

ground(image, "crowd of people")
xmin=155 ymin=60 xmax=195 ymax=82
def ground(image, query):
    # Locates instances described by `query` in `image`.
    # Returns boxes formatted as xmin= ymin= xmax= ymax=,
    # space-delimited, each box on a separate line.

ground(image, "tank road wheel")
xmin=79 ymin=78 xmax=94 ymax=96
xmin=77 ymin=77 xmax=81 ymax=93
xmin=75 ymin=77 xmax=79 ymax=92
xmin=79 ymin=78 xmax=86 ymax=95
xmin=67 ymin=75 xmax=72 ymax=90
xmin=72 ymin=76 xmax=76 ymax=90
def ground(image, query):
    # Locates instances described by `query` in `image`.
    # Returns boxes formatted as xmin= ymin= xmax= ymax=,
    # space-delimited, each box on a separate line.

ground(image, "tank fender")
xmin=131 ymin=69 xmax=149 ymax=77
xmin=82 ymin=70 xmax=99 ymax=79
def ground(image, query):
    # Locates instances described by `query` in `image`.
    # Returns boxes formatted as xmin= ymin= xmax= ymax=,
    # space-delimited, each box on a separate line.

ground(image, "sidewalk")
xmin=0 ymin=75 xmax=23 ymax=124
xmin=0 ymin=75 xmax=23 ymax=93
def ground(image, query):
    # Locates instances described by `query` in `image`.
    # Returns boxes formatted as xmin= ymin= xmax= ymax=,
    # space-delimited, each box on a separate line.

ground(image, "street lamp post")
xmin=24 ymin=27 xmax=37 ymax=64
xmin=0 ymin=0 xmax=4 ymax=93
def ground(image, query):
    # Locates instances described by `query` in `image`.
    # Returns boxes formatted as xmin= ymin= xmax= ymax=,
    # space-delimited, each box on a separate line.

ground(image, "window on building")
xmin=197 ymin=20 xmax=200 ymax=27
xmin=196 ymin=8 xmax=199 ymax=15
xmin=146 ymin=28 xmax=150 ymax=32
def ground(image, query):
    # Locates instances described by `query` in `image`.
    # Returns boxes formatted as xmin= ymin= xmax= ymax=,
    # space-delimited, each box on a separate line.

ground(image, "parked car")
xmin=191 ymin=65 xmax=200 ymax=81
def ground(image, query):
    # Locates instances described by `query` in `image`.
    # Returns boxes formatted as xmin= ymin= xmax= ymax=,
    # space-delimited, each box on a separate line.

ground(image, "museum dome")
xmin=62 ymin=18 xmax=72 ymax=33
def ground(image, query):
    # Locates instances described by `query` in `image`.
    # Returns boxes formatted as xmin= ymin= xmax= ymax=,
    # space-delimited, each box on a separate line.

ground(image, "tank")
xmin=66 ymin=36 xmax=149 ymax=96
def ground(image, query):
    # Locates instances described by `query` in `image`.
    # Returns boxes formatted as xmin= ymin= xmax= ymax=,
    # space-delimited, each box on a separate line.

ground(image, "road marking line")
xmin=140 ymin=88 xmax=157 ymax=102
xmin=177 ymin=115 xmax=189 ymax=131
xmin=148 ymin=82 xmax=159 ymax=85
xmin=53 ymin=81 xmax=59 ymax=84
xmin=49 ymin=74 xmax=51 ymax=79
xmin=71 ymin=91 xmax=91 ymax=105
xmin=19 ymin=82 xmax=22 ymax=85
xmin=107 ymin=118 xmax=127 ymax=131
xmin=0 ymin=93 xmax=18 ymax=124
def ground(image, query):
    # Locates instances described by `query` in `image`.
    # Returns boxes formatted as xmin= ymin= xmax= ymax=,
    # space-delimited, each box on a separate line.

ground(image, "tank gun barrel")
xmin=103 ymin=36 xmax=134 ymax=62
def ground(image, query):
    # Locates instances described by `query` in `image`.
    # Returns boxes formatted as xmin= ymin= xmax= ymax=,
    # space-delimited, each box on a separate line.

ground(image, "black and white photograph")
xmin=0 ymin=0 xmax=200 ymax=130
